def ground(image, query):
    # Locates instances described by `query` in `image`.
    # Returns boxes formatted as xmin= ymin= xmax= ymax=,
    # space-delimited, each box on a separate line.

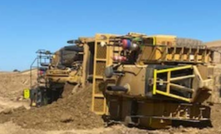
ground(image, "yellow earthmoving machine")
xmin=29 ymin=32 xmax=216 ymax=128
xmin=85 ymin=33 xmax=215 ymax=128
xmin=29 ymin=37 xmax=97 ymax=106
xmin=45 ymin=45 xmax=84 ymax=85
xmin=29 ymin=43 xmax=86 ymax=106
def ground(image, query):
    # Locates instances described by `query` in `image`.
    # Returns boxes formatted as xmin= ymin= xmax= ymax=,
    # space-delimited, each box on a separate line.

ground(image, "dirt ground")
xmin=0 ymin=72 xmax=35 ymax=100
xmin=1 ymin=72 xmax=221 ymax=134
xmin=0 ymin=85 xmax=104 ymax=131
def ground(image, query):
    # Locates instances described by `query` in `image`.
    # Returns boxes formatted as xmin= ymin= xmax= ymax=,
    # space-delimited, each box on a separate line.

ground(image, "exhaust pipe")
xmin=107 ymin=86 xmax=128 ymax=92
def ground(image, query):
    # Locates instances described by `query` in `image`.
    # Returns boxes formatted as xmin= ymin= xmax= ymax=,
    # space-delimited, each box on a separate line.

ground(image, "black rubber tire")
xmin=176 ymin=38 xmax=205 ymax=48
xmin=61 ymin=50 xmax=77 ymax=55
xmin=62 ymin=53 xmax=78 ymax=60
xmin=60 ymin=49 xmax=78 ymax=67
xmin=64 ymin=45 xmax=83 ymax=52
xmin=51 ymin=46 xmax=82 ymax=68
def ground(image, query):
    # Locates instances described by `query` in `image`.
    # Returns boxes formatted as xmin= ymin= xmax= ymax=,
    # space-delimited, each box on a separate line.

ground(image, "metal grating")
xmin=96 ymin=43 xmax=107 ymax=59
xmin=94 ymin=98 xmax=105 ymax=112
xmin=96 ymin=62 xmax=106 ymax=76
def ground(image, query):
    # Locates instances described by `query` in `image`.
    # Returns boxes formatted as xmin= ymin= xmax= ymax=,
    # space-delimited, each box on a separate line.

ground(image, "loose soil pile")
xmin=210 ymin=104 xmax=221 ymax=129
xmin=0 ymin=71 xmax=36 ymax=100
xmin=0 ymin=85 xmax=104 ymax=131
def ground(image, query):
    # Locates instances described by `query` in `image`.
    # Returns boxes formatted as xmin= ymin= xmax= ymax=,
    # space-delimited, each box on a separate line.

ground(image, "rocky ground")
xmin=0 ymin=72 xmax=221 ymax=134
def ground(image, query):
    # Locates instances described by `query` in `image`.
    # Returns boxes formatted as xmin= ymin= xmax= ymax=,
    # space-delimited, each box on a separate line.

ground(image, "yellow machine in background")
xmin=30 ymin=44 xmax=85 ymax=106
xmin=30 ymin=37 xmax=96 ymax=106
xmin=45 ymin=46 xmax=83 ymax=84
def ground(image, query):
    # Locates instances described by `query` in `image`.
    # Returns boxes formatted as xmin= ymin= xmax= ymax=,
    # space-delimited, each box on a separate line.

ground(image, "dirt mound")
xmin=206 ymin=40 xmax=221 ymax=48
xmin=210 ymin=104 xmax=221 ymax=129
xmin=0 ymin=72 xmax=36 ymax=100
xmin=0 ymin=85 xmax=104 ymax=131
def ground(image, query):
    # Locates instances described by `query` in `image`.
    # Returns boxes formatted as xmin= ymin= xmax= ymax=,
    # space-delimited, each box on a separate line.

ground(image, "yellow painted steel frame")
xmin=153 ymin=65 xmax=193 ymax=102
xmin=91 ymin=34 xmax=122 ymax=115
xmin=92 ymin=34 xmax=110 ymax=115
